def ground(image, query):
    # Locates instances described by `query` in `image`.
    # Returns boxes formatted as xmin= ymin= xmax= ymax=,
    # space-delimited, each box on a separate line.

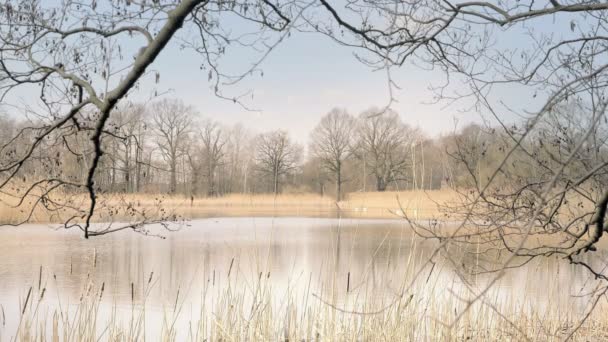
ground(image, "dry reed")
xmin=0 ymin=190 xmax=460 ymax=224
xmin=6 ymin=238 xmax=608 ymax=341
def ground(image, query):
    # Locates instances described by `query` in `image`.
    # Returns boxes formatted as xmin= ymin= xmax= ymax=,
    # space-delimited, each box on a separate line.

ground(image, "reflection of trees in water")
xmin=0 ymin=219 xmax=601 ymax=318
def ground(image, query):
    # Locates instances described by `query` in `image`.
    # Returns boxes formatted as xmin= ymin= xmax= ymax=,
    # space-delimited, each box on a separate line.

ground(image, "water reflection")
xmin=0 ymin=217 xmax=603 ymax=339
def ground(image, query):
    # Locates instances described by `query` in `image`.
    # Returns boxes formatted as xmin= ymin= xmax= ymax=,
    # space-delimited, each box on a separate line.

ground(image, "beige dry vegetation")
xmin=0 ymin=190 xmax=461 ymax=225
xmin=9 ymin=243 xmax=608 ymax=342
xmin=341 ymin=190 xmax=459 ymax=220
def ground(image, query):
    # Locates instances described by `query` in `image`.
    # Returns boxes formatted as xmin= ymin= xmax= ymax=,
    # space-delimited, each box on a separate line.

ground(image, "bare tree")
xmin=310 ymin=1 xmax=608 ymax=331
xmin=310 ymin=108 xmax=355 ymax=200
xmin=151 ymin=99 xmax=193 ymax=194
xmin=186 ymin=138 xmax=204 ymax=197
xmin=0 ymin=0 xmax=296 ymax=237
xmin=199 ymin=119 xmax=227 ymax=197
xmin=4 ymin=4 xmax=608 ymax=328
xmin=355 ymin=109 xmax=419 ymax=192
xmin=106 ymin=103 xmax=148 ymax=193
xmin=225 ymin=124 xmax=253 ymax=194
xmin=254 ymin=130 xmax=301 ymax=194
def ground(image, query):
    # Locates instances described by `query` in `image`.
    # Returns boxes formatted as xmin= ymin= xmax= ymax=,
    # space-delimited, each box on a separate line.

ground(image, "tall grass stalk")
xmin=7 ymin=243 xmax=608 ymax=341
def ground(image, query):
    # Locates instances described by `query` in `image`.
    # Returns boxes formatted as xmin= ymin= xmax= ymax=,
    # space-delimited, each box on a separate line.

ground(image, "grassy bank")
xmin=163 ymin=190 xmax=457 ymax=220
xmin=0 ymin=190 xmax=460 ymax=224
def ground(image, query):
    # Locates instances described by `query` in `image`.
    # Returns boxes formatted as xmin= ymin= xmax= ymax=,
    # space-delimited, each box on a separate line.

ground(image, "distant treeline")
xmin=0 ymin=98 xmax=589 ymax=200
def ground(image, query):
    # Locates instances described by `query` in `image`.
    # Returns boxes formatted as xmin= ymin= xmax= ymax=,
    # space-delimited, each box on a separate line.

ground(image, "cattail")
xmin=148 ymin=272 xmax=154 ymax=285
xmin=228 ymin=258 xmax=234 ymax=278
xmin=174 ymin=287 xmax=180 ymax=312
xmin=99 ymin=282 xmax=105 ymax=300
xmin=22 ymin=287 xmax=32 ymax=314
xmin=38 ymin=266 xmax=42 ymax=290
xmin=347 ymin=272 xmax=350 ymax=293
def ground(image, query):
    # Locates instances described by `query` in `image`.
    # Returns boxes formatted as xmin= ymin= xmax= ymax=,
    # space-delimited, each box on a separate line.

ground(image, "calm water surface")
xmin=0 ymin=217 xmax=599 ymax=339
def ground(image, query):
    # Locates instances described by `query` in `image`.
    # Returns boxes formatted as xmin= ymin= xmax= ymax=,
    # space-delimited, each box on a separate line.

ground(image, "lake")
xmin=0 ymin=217 xmax=604 ymax=340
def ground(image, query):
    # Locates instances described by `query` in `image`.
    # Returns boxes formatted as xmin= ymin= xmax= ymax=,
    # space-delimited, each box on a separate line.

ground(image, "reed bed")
xmin=0 ymin=190 xmax=459 ymax=225
xmin=5 ymin=237 xmax=608 ymax=341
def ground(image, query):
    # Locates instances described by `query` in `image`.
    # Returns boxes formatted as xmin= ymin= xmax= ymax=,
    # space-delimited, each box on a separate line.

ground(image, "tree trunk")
xmin=336 ymin=168 xmax=342 ymax=201
xmin=124 ymin=140 xmax=130 ymax=193
xmin=135 ymin=141 xmax=141 ymax=193
xmin=170 ymin=159 xmax=177 ymax=194
xmin=376 ymin=177 xmax=386 ymax=192
xmin=243 ymin=162 xmax=249 ymax=193
xmin=191 ymin=167 xmax=199 ymax=196
xmin=273 ymin=166 xmax=279 ymax=195
xmin=207 ymin=164 xmax=216 ymax=197
xmin=111 ymin=158 xmax=116 ymax=191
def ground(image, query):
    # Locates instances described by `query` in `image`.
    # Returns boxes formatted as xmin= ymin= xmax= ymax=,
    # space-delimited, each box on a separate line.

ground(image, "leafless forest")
xmin=0 ymin=102 xmax=461 ymax=195
xmin=1 ymin=0 xmax=608 ymax=340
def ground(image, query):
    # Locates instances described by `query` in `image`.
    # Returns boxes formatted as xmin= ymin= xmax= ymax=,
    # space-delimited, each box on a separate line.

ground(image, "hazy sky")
xmin=141 ymin=17 xmax=561 ymax=145
xmin=3 ymin=4 xmax=575 ymax=146
xmin=140 ymin=30 xmax=481 ymax=145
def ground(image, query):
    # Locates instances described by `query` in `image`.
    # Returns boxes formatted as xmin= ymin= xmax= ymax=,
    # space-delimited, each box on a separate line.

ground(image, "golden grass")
xmin=341 ymin=190 xmax=459 ymax=219
xmin=0 ymin=190 xmax=461 ymax=224
xmin=111 ymin=190 xmax=459 ymax=220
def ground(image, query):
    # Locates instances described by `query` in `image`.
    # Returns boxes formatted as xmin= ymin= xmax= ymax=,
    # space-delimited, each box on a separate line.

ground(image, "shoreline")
xmin=0 ymin=189 xmax=459 ymax=225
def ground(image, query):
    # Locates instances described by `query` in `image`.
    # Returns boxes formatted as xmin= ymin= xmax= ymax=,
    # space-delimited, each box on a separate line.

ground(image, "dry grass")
xmin=0 ymin=190 xmax=460 ymax=224
xmin=340 ymin=190 xmax=459 ymax=220
xmin=7 ymin=242 xmax=608 ymax=341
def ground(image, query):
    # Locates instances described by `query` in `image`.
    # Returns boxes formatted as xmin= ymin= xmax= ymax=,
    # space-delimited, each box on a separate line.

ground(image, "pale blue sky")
xmin=141 ymin=15 xmax=568 ymax=144
xmin=3 ymin=3 xmax=581 ymax=146
xmin=140 ymin=29 xmax=480 ymax=144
